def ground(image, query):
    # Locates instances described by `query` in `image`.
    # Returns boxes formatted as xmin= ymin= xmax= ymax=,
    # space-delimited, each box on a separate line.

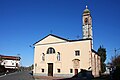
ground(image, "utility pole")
xmin=115 ymin=48 xmax=117 ymax=59
xmin=29 ymin=45 xmax=35 ymax=73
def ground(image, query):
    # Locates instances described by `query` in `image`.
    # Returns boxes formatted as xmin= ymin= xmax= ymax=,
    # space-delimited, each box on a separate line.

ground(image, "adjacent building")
xmin=33 ymin=6 xmax=101 ymax=77
xmin=0 ymin=55 xmax=21 ymax=69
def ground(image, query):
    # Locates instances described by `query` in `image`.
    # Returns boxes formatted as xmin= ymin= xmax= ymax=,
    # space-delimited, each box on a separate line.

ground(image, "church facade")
xmin=33 ymin=7 xmax=101 ymax=77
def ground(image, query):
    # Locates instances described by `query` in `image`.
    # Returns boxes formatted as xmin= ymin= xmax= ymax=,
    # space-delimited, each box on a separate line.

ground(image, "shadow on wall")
xmin=58 ymin=69 xmax=94 ymax=80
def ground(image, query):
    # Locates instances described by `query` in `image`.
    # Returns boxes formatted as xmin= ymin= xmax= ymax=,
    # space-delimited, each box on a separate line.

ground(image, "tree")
xmin=97 ymin=46 xmax=106 ymax=73
xmin=110 ymin=55 xmax=120 ymax=80
xmin=111 ymin=55 xmax=120 ymax=67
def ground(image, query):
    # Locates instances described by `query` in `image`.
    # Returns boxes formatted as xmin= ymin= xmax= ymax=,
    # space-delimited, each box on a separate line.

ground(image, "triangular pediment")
xmin=34 ymin=34 xmax=68 ymax=45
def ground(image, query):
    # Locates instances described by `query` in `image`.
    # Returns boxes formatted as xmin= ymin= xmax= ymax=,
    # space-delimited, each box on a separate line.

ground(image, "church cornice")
xmin=33 ymin=34 xmax=92 ymax=46
xmin=33 ymin=34 xmax=69 ymax=45
xmin=91 ymin=49 xmax=100 ymax=56
xmin=82 ymin=24 xmax=91 ymax=26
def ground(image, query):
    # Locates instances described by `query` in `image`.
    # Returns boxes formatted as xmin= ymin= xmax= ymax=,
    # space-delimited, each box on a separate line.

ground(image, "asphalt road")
xmin=0 ymin=71 xmax=35 ymax=80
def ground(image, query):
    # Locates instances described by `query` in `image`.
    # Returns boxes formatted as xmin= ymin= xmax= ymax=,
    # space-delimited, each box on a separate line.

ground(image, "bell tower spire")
xmin=82 ymin=6 xmax=93 ymax=39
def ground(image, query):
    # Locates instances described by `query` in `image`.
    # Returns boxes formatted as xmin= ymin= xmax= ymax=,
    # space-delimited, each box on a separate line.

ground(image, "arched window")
xmin=42 ymin=53 xmax=45 ymax=61
xmin=84 ymin=18 xmax=88 ymax=25
xmin=57 ymin=52 xmax=60 ymax=61
xmin=47 ymin=47 xmax=55 ymax=54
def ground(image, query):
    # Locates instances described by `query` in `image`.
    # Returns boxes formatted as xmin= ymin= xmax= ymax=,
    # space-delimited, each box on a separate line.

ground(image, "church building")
xmin=33 ymin=6 xmax=101 ymax=77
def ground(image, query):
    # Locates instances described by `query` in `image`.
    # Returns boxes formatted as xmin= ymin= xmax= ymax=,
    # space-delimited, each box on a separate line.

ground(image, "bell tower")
xmin=82 ymin=6 xmax=93 ymax=39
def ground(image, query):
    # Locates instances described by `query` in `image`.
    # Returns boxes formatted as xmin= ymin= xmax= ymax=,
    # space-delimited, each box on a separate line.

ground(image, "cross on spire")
xmin=86 ymin=5 xmax=88 ymax=9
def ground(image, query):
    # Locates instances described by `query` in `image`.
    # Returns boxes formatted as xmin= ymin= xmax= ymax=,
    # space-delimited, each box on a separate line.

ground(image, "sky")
xmin=0 ymin=0 xmax=120 ymax=66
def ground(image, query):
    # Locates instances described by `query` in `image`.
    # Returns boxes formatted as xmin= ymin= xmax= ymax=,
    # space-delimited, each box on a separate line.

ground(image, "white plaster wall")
xmin=1 ymin=60 xmax=20 ymax=69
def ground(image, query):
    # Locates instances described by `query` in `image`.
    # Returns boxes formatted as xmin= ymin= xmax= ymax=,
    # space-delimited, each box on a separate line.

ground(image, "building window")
xmin=42 ymin=53 xmax=45 ymax=61
xmin=42 ymin=69 xmax=44 ymax=72
xmin=75 ymin=50 xmax=80 ymax=56
xmin=12 ymin=63 xmax=14 ymax=65
xmin=47 ymin=47 xmax=55 ymax=54
xmin=70 ymin=69 xmax=73 ymax=73
xmin=16 ymin=63 xmax=18 ymax=67
xmin=57 ymin=52 xmax=60 ymax=61
xmin=57 ymin=69 xmax=60 ymax=73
